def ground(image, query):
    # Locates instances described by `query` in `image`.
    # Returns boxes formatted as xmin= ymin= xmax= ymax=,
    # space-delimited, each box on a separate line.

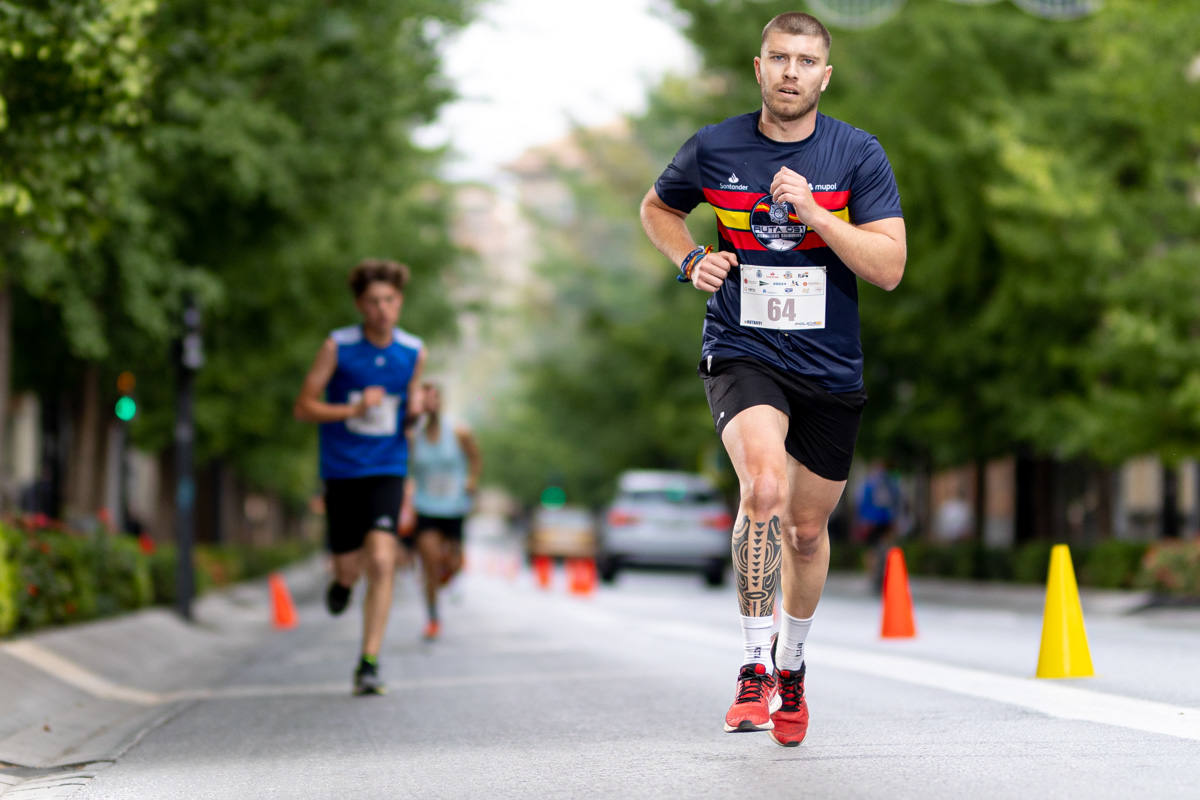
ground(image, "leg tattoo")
xmin=732 ymin=515 xmax=783 ymax=617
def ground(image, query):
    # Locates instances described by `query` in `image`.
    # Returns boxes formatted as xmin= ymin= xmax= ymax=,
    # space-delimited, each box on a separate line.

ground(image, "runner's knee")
xmin=738 ymin=470 xmax=787 ymax=517
xmin=784 ymin=521 xmax=825 ymax=560
xmin=364 ymin=546 xmax=395 ymax=580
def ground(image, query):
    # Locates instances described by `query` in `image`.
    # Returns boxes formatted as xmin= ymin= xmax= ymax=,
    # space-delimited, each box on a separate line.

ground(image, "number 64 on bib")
xmin=739 ymin=265 xmax=827 ymax=331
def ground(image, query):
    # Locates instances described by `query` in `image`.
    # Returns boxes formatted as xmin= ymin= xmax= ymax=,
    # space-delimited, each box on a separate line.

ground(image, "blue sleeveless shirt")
xmin=319 ymin=325 xmax=423 ymax=479
xmin=411 ymin=416 xmax=472 ymax=517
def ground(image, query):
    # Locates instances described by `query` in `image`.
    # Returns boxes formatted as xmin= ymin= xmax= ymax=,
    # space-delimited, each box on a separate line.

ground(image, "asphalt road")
xmin=23 ymin=541 xmax=1200 ymax=800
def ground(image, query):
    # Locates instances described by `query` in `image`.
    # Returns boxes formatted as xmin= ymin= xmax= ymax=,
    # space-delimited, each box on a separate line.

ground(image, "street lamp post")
xmin=175 ymin=295 xmax=204 ymax=621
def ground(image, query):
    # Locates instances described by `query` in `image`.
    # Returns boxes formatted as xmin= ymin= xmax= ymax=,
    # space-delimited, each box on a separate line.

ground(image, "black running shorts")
xmin=700 ymin=356 xmax=867 ymax=482
xmin=324 ymin=475 xmax=405 ymax=555
xmin=415 ymin=514 xmax=466 ymax=544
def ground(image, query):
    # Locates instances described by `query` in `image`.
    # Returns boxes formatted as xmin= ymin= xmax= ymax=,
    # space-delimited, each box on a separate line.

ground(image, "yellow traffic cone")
xmin=1035 ymin=544 xmax=1094 ymax=678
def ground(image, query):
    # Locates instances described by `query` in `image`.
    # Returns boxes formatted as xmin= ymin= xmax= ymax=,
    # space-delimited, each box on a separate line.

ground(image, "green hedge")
xmin=0 ymin=524 xmax=17 ymax=634
xmin=893 ymin=538 xmax=1151 ymax=590
xmin=0 ymin=519 xmax=319 ymax=637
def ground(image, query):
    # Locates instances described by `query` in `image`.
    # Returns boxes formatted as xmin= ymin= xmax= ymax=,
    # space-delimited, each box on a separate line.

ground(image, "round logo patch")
xmin=750 ymin=195 xmax=807 ymax=252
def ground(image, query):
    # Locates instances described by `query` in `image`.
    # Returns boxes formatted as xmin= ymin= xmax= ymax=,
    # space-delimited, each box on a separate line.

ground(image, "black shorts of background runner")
xmin=700 ymin=357 xmax=867 ymax=482
xmin=324 ymin=475 xmax=405 ymax=554
xmin=415 ymin=514 xmax=465 ymax=544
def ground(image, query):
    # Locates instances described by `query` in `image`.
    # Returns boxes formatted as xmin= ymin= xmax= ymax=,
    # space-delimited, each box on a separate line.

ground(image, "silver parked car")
xmin=597 ymin=470 xmax=733 ymax=586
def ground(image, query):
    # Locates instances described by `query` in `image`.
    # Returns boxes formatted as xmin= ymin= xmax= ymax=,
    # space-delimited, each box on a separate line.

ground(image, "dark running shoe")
xmin=326 ymin=581 xmax=351 ymax=616
xmin=723 ymin=663 xmax=778 ymax=732
xmin=770 ymin=662 xmax=809 ymax=747
xmin=353 ymin=658 xmax=386 ymax=696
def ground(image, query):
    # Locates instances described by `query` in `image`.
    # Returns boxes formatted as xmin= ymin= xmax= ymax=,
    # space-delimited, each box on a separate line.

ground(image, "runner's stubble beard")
xmin=760 ymin=81 xmax=820 ymax=124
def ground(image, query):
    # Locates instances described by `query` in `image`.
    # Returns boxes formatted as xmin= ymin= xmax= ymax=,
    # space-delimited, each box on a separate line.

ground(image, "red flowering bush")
xmin=1136 ymin=539 xmax=1200 ymax=598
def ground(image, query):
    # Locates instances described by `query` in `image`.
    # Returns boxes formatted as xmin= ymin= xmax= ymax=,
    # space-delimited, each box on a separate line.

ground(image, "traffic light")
xmin=540 ymin=485 xmax=567 ymax=508
xmin=115 ymin=371 xmax=137 ymax=422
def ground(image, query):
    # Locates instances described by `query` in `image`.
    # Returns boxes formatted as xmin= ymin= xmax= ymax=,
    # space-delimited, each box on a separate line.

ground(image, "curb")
xmin=823 ymin=570 xmax=1159 ymax=617
xmin=0 ymin=554 xmax=326 ymax=774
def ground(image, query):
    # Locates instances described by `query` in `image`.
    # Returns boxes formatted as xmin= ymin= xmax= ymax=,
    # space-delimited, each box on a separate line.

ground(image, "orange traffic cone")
xmin=269 ymin=572 xmax=298 ymax=630
xmin=880 ymin=547 xmax=916 ymax=638
xmin=533 ymin=555 xmax=553 ymax=590
xmin=568 ymin=558 xmax=597 ymax=596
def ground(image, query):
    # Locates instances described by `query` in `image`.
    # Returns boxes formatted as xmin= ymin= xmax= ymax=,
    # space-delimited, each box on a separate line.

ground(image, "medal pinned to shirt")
xmin=739 ymin=265 xmax=827 ymax=330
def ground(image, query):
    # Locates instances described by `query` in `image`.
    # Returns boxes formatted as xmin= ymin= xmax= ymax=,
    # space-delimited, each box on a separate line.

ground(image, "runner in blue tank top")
xmin=294 ymin=259 xmax=426 ymax=695
xmin=408 ymin=381 xmax=482 ymax=640
xmin=640 ymin=11 xmax=906 ymax=747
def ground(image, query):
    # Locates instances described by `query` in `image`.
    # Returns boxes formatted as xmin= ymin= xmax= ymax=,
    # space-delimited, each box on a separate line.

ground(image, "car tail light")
xmin=702 ymin=512 xmax=734 ymax=530
xmin=607 ymin=509 xmax=639 ymax=526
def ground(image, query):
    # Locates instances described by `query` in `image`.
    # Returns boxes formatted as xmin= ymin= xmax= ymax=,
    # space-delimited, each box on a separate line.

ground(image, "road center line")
xmin=647 ymin=620 xmax=1200 ymax=742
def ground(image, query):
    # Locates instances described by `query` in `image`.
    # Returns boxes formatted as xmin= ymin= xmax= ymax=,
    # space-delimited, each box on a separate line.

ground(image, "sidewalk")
xmin=0 ymin=555 xmax=327 ymax=774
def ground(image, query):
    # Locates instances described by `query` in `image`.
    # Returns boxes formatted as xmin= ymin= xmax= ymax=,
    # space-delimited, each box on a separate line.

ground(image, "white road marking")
xmin=647 ymin=620 xmax=1200 ymax=742
xmin=2 ymin=638 xmax=645 ymax=705
xmin=171 ymin=669 xmax=647 ymax=701
xmin=3 ymin=641 xmax=163 ymax=706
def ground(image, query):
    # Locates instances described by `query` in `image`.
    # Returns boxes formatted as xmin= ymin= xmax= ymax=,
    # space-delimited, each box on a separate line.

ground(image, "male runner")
xmin=294 ymin=258 xmax=426 ymax=695
xmin=639 ymin=11 xmax=905 ymax=746
xmin=409 ymin=381 xmax=482 ymax=641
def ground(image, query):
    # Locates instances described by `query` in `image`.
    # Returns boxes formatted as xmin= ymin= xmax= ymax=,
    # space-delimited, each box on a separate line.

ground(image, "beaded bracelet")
xmin=676 ymin=245 xmax=713 ymax=283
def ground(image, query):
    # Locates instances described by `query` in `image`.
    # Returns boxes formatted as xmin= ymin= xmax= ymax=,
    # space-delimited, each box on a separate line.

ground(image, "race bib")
xmin=739 ymin=265 xmax=826 ymax=330
xmin=345 ymin=391 xmax=400 ymax=437
xmin=424 ymin=472 xmax=459 ymax=498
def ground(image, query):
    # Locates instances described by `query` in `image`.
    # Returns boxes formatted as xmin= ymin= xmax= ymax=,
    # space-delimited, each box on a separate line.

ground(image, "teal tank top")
xmin=412 ymin=416 xmax=471 ymax=517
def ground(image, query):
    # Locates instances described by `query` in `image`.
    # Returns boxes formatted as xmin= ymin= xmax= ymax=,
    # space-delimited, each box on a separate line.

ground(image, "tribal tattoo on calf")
xmin=732 ymin=515 xmax=783 ymax=617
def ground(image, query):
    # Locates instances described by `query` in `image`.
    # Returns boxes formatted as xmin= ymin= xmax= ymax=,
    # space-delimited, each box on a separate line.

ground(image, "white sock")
xmin=776 ymin=612 xmax=813 ymax=671
xmin=740 ymin=614 xmax=775 ymax=669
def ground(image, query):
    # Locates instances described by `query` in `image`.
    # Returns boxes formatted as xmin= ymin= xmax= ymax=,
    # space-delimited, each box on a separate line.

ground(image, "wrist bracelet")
xmin=676 ymin=245 xmax=713 ymax=283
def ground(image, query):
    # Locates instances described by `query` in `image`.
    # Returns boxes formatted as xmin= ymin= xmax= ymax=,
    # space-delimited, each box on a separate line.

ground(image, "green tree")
xmin=129 ymin=0 xmax=475 ymax=505
xmin=4 ymin=1 xmax=478 ymax=522
xmin=478 ymin=82 xmax=733 ymax=509
xmin=1 ymin=0 xmax=164 ymax=510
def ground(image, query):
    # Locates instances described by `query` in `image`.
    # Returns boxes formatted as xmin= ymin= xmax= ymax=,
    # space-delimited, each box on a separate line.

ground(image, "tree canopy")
xmin=477 ymin=0 xmax=1200 ymax=509
xmin=3 ymin=1 xmax=476 ymax=509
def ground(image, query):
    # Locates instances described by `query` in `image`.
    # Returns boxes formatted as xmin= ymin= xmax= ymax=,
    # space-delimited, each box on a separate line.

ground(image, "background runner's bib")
xmin=739 ymin=265 xmax=827 ymax=330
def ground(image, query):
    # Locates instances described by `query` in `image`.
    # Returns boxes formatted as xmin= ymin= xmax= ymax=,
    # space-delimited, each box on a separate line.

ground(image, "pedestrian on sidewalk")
xmin=294 ymin=258 xmax=426 ymax=695
xmin=856 ymin=460 xmax=903 ymax=595
xmin=408 ymin=380 xmax=482 ymax=641
xmin=640 ymin=10 xmax=905 ymax=746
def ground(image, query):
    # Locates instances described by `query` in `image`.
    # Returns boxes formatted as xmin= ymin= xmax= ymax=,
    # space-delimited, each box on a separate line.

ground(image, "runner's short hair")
xmin=348 ymin=259 xmax=410 ymax=297
xmin=761 ymin=12 xmax=831 ymax=54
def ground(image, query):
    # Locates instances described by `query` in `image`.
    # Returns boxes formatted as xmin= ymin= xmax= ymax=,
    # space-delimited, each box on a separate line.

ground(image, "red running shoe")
xmin=770 ymin=662 xmax=809 ymax=746
xmin=723 ymin=663 xmax=778 ymax=732
xmin=423 ymin=620 xmax=441 ymax=641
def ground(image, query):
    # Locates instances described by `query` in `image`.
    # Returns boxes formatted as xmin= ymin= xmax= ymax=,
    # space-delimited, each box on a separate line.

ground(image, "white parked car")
xmin=597 ymin=470 xmax=733 ymax=586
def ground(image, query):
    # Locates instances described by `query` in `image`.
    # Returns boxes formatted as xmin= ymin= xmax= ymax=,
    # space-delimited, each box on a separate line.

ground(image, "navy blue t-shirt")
xmin=654 ymin=111 xmax=902 ymax=393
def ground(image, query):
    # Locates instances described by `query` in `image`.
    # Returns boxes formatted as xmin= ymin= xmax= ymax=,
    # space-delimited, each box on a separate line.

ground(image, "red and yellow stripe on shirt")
xmin=702 ymin=188 xmax=851 ymax=251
